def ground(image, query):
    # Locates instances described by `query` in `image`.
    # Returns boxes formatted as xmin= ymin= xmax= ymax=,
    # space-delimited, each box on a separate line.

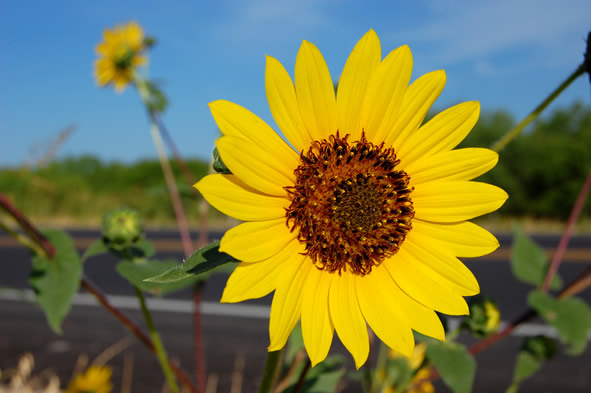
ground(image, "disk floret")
xmin=286 ymin=133 xmax=414 ymax=275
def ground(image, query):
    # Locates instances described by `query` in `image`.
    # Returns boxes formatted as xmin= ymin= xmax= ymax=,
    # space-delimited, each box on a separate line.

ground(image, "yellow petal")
xmin=295 ymin=40 xmax=337 ymax=141
xmin=386 ymin=70 xmax=446 ymax=149
xmin=404 ymin=232 xmax=480 ymax=296
xmin=357 ymin=270 xmax=414 ymax=357
xmin=195 ymin=174 xmax=289 ymax=221
xmin=265 ymin=55 xmax=312 ymax=153
xmin=384 ymin=248 xmax=469 ymax=315
xmin=220 ymin=219 xmax=295 ymax=262
xmin=411 ymin=220 xmax=499 ymax=258
xmin=383 ymin=271 xmax=446 ymax=341
xmin=337 ymin=29 xmax=381 ymax=141
xmin=216 ymin=136 xmax=294 ymax=196
xmin=301 ymin=267 xmax=334 ymax=366
xmin=398 ymin=101 xmax=480 ymax=167
xmin=412 ymin=181 xmax=508 ymax=222
xmin=360 ymin=45 xmax=412 ymax=143
xmin=329 ymin=272 xmax=369 ymax=368
xmin=209 ymin=100 xmax=300 ymax=168
xmin=221 ymin=238 xmax=305 ymax=303
xmin=268 ymin=255 xmax=310 ymax=350
xmin=406 ymin=148 xmax=498 ymax=185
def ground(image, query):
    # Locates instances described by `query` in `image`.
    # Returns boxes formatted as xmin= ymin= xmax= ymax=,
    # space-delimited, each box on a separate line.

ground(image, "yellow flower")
xmin=64 ymin=366 xmax=113 ymax=393
xmin=196 ymin=30 xmax=507 ymax=368
xmin=484 ymin=301 xmax=501 ymax=332
xmin=94 ymin=21 xmax=147 ymax=92
xmin=407 ymin=368 xmax=435 ymax=393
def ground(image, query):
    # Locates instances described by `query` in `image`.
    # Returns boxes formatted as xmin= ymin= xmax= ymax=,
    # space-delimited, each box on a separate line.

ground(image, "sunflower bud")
xmin=521 ymin=335 xmax=557 ymax=361
xmin=102 ymin=207 xmax=143 ymax=248
xmin=462 ymin=295 xmax=501 ymax=338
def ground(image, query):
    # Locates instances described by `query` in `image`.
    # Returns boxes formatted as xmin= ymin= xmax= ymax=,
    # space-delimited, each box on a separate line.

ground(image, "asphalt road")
xmin=1 ymin=230 xmax=590 ymax=393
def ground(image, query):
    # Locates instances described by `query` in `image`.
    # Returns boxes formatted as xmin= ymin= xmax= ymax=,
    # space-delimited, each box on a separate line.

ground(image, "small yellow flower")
xmin=407 ymin=368 xmax=435 ymax=393
xmin=64 ymin=366 xmax=113 ymax=393
xmin=94 ymin=21 xmax=147 ymax=92
xmin=196 ymin=29 xmax=507 ymax=368
xmin=484 ymin=301 xmax=501 ymax=332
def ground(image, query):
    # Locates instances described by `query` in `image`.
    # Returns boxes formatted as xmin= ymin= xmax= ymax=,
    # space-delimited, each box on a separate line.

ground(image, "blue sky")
xmin=1 ymin=0 xmax=589 ymax=167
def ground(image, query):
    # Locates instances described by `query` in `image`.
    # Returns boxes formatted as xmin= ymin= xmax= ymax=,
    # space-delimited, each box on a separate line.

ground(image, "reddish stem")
xmin=82 ymin=279 xmax=200 ymax=393
xmin=541 ymin=169 xmax=591 ymax=292
xmin=154 ymin=113 xmax=208 ymax=393
xmin=0 ymin=192 xmax=56 ymax=258
xmin=1 ymin=191 xmax=200 ymax=393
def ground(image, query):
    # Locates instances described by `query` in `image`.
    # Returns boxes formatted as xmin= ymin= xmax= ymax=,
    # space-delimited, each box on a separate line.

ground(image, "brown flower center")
xmin=286 ymin=132 xmax=414 ymax=276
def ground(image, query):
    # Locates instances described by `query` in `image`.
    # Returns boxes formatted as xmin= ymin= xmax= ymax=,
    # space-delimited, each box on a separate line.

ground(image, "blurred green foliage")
xmin=0 ymin=156 xmax=213 ymax=225
xmin=1 ymin=102 xmax=590 ymax=224
xmin=460 ymin=101 xmax=591 ymax=219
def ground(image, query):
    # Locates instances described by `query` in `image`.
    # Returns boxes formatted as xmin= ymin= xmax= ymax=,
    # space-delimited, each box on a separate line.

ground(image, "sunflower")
xmin=64 ymin=366 xmax=113 ymax=393
xmin=196 ymin=29 xmax=507 ymax=368
xmin=94 ymin=21 xmax=147 ymax=92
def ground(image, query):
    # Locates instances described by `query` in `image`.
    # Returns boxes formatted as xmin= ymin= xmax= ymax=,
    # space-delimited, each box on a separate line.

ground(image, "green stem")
xmin=134 ymin=286 xmax=180 ymax=393
xmin=370 ymin=341 xmax=389 ymax=393
xmin=491 ymin=63 xmax=585 ymax=152
xmin=259 ymin=350 xmax=283 ymax=393
xmin=0 ymin=220 xmax=48 ymax=258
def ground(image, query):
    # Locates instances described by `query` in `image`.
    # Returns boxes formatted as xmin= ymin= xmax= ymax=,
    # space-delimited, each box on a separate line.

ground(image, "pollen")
xmin=286 ymin=132 xmax=414 ymax=276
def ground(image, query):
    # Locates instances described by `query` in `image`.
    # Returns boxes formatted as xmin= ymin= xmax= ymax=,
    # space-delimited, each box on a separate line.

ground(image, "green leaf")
xmin=29 ymin=229 xmax=82 ymax=334
xmin=426 ymin=341 xmax=476 ymax=393
xmin=385 ymin=358 xmax=414 ymax=391
xmin=286 ymin=322 xmax=304 ymax=364
xmin=511 ymin=225 xmax=562 ymax=289
xmin=117 ymin=259 xmax=201 ymax=295
xmin=527 ymin=291 xmax=591 ymax=355
xmin=81 ymin=239 xmax=109 ymax=262
xmin=144 ymin=241 xmax=238 ymax=283
xmin=285 ymin=355 xmax=346 ymax=393
xmin=506 ymin=351 xmax=543 ymax=393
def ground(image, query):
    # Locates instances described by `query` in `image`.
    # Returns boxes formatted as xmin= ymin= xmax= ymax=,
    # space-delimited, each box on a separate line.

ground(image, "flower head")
xmin=196 ymin=30 xmax=507 ymax=368
xmin=64 ymin=366 xmax=113 ymax=393
xmin=94 ymin=21 xmax=147 ymax=92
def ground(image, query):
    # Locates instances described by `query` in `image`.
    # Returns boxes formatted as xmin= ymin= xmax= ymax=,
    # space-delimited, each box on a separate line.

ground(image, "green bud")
xmin=461 ymin=295 xmax=501 ymax=338
xmin=102 ymin=207 xmax=143 ymax=248
xmin=521 ymin=335 xmax=557 ymax=361
xmin=213 ymin=147 xmax=231 ymax=174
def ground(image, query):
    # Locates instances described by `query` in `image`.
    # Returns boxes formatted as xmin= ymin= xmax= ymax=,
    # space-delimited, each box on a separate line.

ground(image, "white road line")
xmin=0 ymin=288 xmax=271 ymax=319
xmin=1 ymin=288 xmax=589 ymax=339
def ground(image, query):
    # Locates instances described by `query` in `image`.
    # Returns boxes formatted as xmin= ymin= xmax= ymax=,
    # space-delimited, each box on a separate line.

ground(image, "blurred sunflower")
xmin=196 ymin=29 xmax=507 ymax=368
xmin=94 ymin=21 xmax=147 ymax=92
xmin=64 ymin=366 xmax=112 ymax=393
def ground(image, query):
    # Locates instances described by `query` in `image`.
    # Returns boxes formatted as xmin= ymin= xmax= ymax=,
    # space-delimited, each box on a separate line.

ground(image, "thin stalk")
xmin=541 ymin=169 xmax=591 ymax=292
xmin=292 ymin=359 xmax=311 ymax=393
xmin=134 ymin=285 xmax=181 ymax=393
xmin=491 ymin=64 xmax=585 ymax=152
xmin=410 ymin=265 xmax=591 ymax=390
xmin=0 ymin=220 xmax=47 ymax=258
xmin=259 ymin=350 xmax=283 ymax=393
xmin=136 ymin=79 xmax=206 ymax=393
xmin=0 ymin=192 xmax=56 ymax=258
xmin=0 ymin=190 xmax=199 ymax=393
xmin=136 ymin=81 xmax=193 ymax=258
xmin=82 ymin=279 xmax=199 ymax=393
xmin=370 ymin=341 xmax=389 ymax=393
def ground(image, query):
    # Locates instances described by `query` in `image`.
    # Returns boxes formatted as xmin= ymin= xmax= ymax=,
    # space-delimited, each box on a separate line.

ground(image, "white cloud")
xmin=395 ymin=0 xmax=590 ymax=67
xmin=215 ymin=0 xmax=336 ymax=43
